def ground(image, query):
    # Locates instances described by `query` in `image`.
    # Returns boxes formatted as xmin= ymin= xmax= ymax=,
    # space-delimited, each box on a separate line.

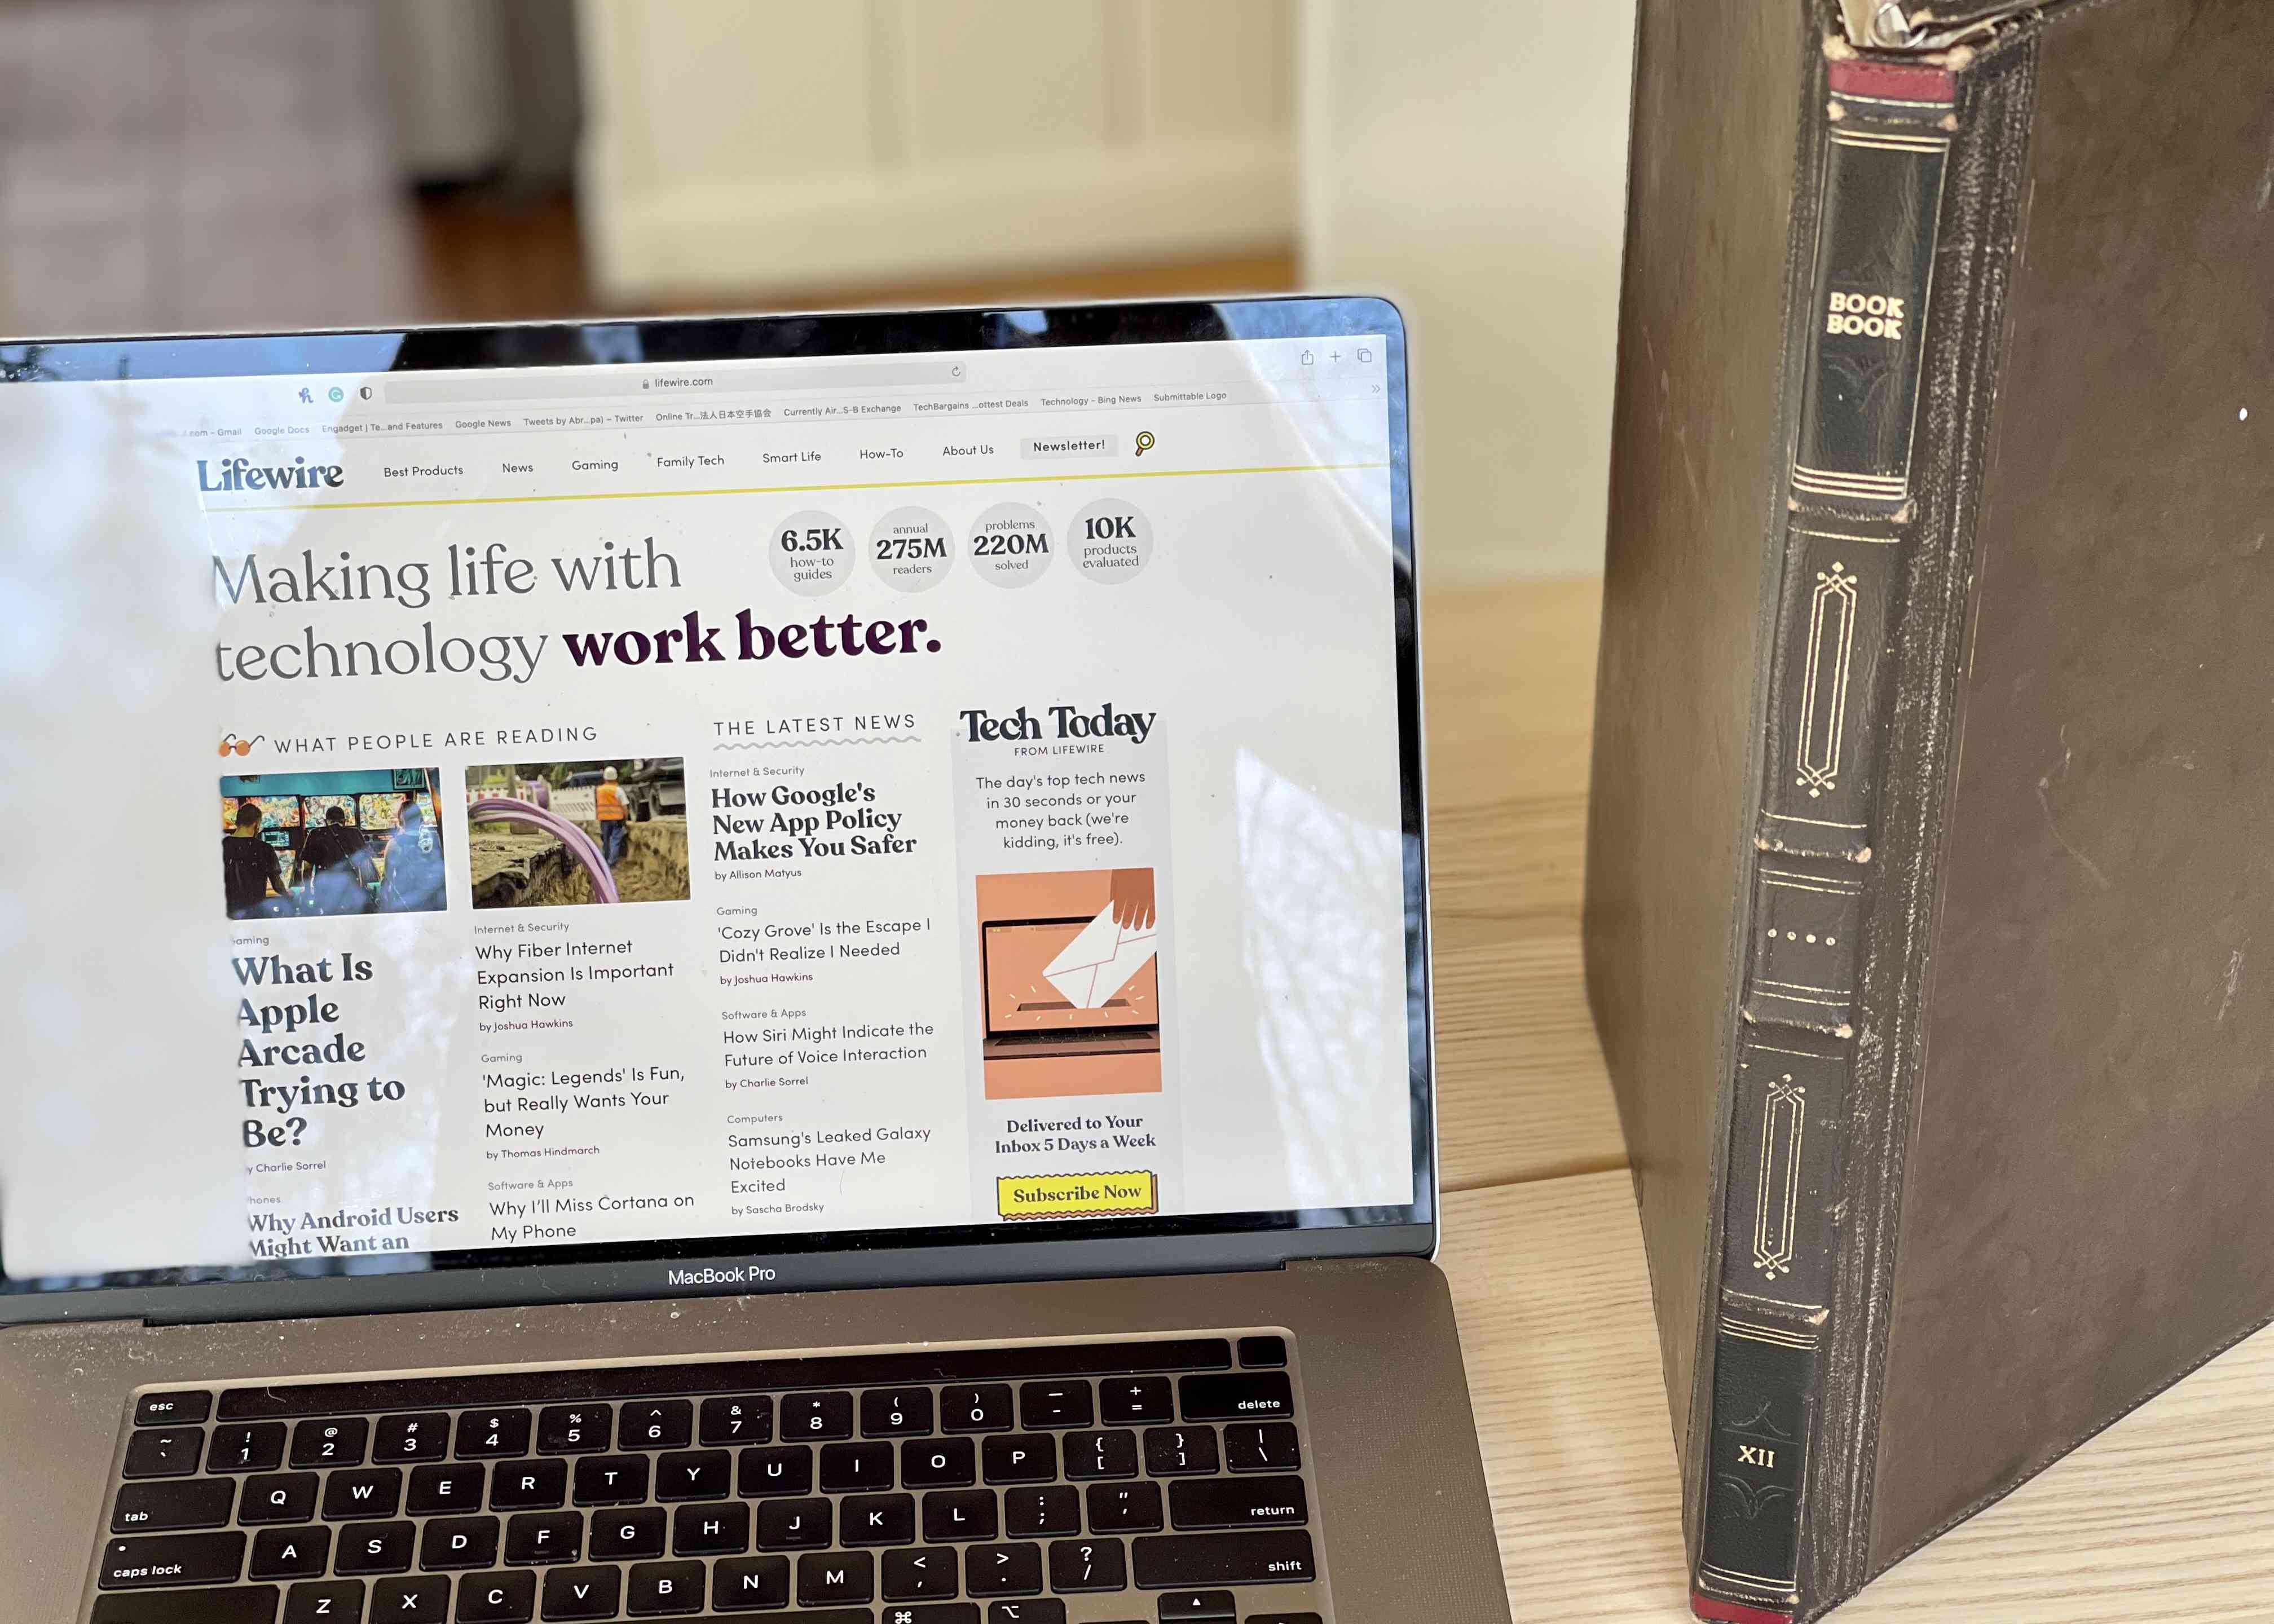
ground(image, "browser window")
xmin=0 ymin=334 xmax=1411 ymax=1281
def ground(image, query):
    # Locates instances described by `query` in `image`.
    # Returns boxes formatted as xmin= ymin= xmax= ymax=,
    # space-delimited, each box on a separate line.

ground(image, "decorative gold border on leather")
xmin=1757 ymin=869 xmax=1862 ymax=896
xmin=1721 ymin=1320 xmax=1819 ymax=1351
xmin=1701 ymin=1561 xmax=1799 ymax=1596
xmin=1795 ymin=559 xmax=1859 ymax=798
xmin=1751 ymin=1074 xmax=1809 ymax=1281
xmin=1828 ymin=130 xmax=1952 ymax=153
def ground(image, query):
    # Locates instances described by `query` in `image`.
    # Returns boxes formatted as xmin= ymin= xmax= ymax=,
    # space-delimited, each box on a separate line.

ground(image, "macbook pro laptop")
xmin=0 ymin=298 xmax=1509 ymax=1624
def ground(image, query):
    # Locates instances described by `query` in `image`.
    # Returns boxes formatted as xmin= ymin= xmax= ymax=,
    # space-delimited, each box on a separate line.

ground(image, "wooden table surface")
xmin=1424 ymin=576 xmax=2274 ymax=1623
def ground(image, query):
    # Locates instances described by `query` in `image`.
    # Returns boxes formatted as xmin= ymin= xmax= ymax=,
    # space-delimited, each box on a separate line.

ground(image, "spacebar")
xmin=1133 ymin=1529 xmax=1317 ymax=1587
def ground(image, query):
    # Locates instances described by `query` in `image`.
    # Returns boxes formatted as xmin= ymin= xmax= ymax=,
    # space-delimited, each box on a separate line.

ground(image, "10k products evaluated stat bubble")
xmin=1069 ymin=498 xmax=1152 ymax=583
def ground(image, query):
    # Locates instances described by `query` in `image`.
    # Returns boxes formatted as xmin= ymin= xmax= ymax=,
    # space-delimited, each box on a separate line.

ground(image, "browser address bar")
xmin=384 ymin=359 xmax=966 ymax=406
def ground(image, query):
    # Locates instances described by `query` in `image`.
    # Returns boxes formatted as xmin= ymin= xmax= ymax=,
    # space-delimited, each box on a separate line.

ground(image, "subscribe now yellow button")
xmin=997 ymin=1171 xmax=1158 ymax=1220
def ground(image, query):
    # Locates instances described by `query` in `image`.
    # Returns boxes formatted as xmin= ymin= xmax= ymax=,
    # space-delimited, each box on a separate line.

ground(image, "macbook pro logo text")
xmin=197 ymin=455 xmax=346 ymax=493
xmin=667 ymin=1264 xmax=778 ymax=1287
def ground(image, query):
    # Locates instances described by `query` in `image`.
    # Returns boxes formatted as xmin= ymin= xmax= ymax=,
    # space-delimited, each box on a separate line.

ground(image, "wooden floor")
xmin=413 ymin=197 xmax=1299 ymax=324
xmin=0 ymin=0 xmax=1295 ymax=338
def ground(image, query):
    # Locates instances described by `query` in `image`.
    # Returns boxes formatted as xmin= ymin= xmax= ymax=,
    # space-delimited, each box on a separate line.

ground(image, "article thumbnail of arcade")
xmin=220 ymin=768 xmax=446 ymax=920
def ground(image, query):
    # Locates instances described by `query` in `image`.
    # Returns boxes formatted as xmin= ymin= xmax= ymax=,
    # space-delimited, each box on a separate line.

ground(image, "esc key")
xmin=133 ymin=1392 xmax=213 ymax=1428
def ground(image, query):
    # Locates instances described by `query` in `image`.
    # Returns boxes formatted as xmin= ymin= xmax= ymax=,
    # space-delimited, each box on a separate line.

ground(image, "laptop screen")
xmin=0 ymin=300 xmax=1430 ymax=1316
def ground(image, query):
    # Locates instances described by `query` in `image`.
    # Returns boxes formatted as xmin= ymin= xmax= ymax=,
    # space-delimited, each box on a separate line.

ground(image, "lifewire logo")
xmin=197 ymin=455 xmax=346 ymax=493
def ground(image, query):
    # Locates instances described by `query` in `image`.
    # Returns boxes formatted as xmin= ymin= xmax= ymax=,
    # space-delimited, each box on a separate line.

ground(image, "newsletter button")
xmin=1020 ymin=434 xmax=1118 ymax=460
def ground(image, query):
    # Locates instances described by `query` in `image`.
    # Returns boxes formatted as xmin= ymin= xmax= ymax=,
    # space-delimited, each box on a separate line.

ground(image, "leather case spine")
xmin=1691 ymin=25 xmax=2043 ymax=1615
xmin=1690 ymin=48 xmax=1965 ymax=1624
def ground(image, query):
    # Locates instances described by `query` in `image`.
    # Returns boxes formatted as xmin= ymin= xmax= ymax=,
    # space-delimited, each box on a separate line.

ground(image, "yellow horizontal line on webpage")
xmin=208 ymin=460 xmax=1390 ymax=514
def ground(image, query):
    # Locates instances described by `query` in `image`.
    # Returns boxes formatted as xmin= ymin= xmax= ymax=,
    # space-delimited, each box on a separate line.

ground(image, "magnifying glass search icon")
xmin=1134 ymin=431 xmax=1155 ymax=456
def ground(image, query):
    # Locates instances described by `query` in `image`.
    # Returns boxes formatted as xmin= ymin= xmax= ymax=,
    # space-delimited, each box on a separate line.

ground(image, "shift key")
xmin=1132 ymin=1529 xmax=1315 ymax=1587
xmin=91 ymin=1590 xmax=279 ymax=1624
xmin=96 ymin=1531 xmax=246 ymax=1588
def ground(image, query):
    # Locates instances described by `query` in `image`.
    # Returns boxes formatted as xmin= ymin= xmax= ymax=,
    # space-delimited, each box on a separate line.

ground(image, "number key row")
xmin=135 ymin=1373 xmax=1277 ymax=1482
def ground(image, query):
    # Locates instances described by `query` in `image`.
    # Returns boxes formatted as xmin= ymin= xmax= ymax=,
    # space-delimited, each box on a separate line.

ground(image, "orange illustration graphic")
xmin=976 ymin=868 xmax=1164 ymax=1101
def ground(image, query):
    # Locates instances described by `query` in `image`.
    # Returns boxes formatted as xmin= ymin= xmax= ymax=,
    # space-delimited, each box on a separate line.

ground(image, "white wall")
xmin=576 ymin=0 xmax=1295 ymax=302
xmin=573 ymin=1 xmax=1636 ymax=579
xmin=1299 ymin=0 xmax=1635 ymax=578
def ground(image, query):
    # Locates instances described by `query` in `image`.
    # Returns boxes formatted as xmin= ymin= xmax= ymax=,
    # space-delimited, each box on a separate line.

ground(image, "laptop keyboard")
xmin=88 ymin=1333 xmax=1325 ymax=1624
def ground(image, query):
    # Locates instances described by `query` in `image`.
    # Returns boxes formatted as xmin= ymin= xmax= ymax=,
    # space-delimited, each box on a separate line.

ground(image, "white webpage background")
xmin=0 ymin=338 xmax=1411 ymax=1277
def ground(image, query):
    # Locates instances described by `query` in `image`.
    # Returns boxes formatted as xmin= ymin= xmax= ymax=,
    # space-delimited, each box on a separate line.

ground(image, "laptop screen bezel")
xmin=0 ymin=295 xmax=1435 ymax=1327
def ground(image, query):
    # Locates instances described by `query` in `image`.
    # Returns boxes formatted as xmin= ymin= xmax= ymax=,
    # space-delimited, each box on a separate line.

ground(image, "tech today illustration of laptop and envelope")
xmin=0 ymin=299 xmax=1510 ymax=1624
